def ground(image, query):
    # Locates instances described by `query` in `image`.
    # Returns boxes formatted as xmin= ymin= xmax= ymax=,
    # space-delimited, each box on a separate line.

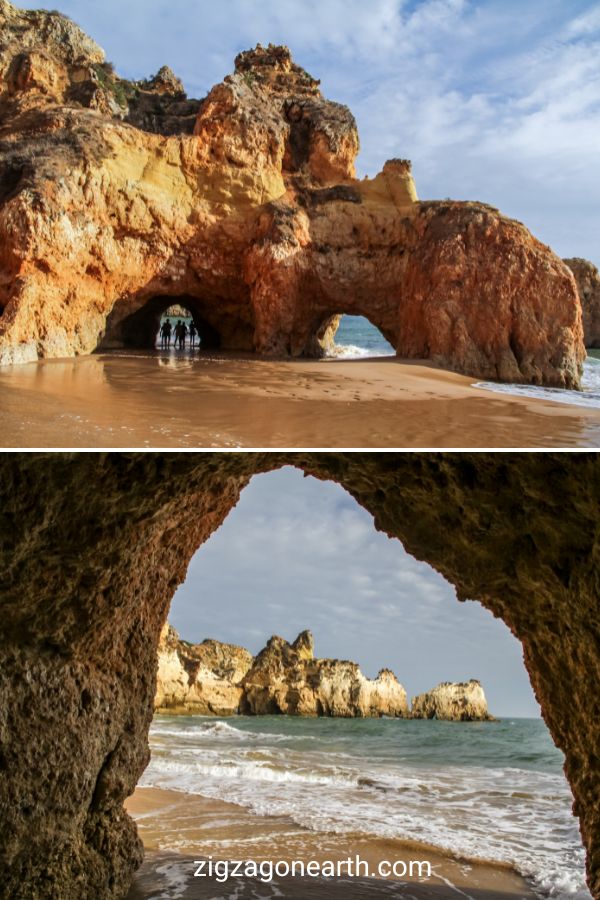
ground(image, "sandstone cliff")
xmin=563 ymin=258 xmax=600 ymax=348
xmin=411 ymin=679 xmax=494 ymax=721
xmin=154 ymin=623 xmax=253 ymax=715
xmin=156 ymin=627 xmax=409 ymax=718
xmin=0 ymin=1 xmax=585 ymax=386
xmin=241 ymin=630 xmax=409 ymax=717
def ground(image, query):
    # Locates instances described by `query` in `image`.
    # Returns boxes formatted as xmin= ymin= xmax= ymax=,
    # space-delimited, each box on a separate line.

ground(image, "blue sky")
xmin=19 ymin=0 xmax=600 ymax=265
xmin=169 ymin=467 xmax=540 ymax=718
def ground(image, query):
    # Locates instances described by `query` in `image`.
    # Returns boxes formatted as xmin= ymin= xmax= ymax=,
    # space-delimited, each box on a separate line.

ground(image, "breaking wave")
xmin=141 ymin=715 xmax=590 ymax=899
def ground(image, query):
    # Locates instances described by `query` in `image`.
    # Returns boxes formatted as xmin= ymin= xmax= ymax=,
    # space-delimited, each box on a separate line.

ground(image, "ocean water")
xmin=475 ymin=350 xmax=600 ymax=410
xmin=141 ymin=715 xmax=590 ymax=900
xmin=335 ymin=319 xmax=600 ymax=409
xmin=328 ymin=316 xmax=395 ymax=358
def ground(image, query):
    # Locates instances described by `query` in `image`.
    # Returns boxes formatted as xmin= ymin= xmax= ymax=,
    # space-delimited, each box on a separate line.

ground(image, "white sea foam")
xmin=153 ymin=859 xmax=190 ymax=899
xmin=326 ymin=343 xmax=394 ymax=360
xmin=474 ymin=357 xmax=600 ymax=409
xmin=152 ymin=719 xmax=294 ymax=743
xmin=142 ymin=717 xmax=591 ymax=900
xmin=143 ymin=755 xmax=357 ymax=788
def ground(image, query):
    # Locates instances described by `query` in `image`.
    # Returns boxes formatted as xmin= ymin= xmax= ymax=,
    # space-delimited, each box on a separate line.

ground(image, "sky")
xmin=19 ymin=0 xmax=600 ymax=265
xmin=169 ymin=467 xmax=540 ymax=718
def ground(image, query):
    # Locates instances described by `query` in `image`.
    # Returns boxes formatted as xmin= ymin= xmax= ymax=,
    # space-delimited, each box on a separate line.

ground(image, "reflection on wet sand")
xmin=0 ymin=349 xmax=599 ymax=448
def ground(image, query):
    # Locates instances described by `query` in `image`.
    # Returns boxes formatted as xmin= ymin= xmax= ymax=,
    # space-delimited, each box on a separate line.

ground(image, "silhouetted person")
xmin=189 ymin=321 xmax=198 ymax=347
xmin=159 ymin=319 xmax=172 ymax=348
xmin=175 ymin=320 xmax=187 ymax=349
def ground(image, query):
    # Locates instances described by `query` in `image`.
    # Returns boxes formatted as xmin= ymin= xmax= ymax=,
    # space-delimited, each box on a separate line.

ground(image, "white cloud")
xmin=168 ymin=467 xmax=539 ymax=717
xmin=18 ymin=0 xmax=600 ymax=262
xmin=565 ymin=6 xmax=600 ymax=37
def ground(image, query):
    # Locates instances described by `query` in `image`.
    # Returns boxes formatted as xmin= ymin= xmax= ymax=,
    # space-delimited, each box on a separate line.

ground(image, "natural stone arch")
xmin=0 ymin=453 xmax=599 ymax=899
xmin=99 ymin=294 xmax=235 ymax=351
xmin=302 ymin=310 xmax=396 ymax=357
xmin=0 ymin=6 xmax=585 ymax=385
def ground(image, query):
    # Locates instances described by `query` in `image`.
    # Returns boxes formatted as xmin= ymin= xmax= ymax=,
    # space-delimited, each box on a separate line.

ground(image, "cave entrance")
xmin=98 ymin=295 xmax=232 ymax=353
xmin=101 ymin=294 xmax=222 ymax=351
xmin=308 ymin=313 xmax=396 ymax=358
xmin=333 ymin=314 xmax=396 ymax=357
xmin=3 ymin=455 xmax=596 ymax=900
xmin=130 ymin=466 xmax=584 ymax=900
xmin=156 ymin=303 xmax=209 ymax=351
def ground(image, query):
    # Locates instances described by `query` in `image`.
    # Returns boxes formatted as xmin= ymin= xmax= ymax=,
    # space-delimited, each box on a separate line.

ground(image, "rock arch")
xmin=0 ymin=453 xmax=599 ymax=899
xmin=0 ymin=5 xmax=585 ymax=385
xmin=305 ymin=311 xmax=395 ymax=357
xmin=99 ymin=294 xmax=246 ymax=351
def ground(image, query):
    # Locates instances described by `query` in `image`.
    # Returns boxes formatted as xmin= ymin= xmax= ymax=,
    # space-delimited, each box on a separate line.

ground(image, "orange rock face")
xmin=564 ymin=258 xmax=600 ymax=348
xmin=0 ymin=1 xmax=585 ymax=386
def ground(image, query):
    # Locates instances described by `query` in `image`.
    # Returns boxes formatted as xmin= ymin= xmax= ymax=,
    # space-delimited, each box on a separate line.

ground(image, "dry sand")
xmin=0 ymin=350 xmax=599 ymax=448
xmin=125 ymin=786 xmax=538 ymax=899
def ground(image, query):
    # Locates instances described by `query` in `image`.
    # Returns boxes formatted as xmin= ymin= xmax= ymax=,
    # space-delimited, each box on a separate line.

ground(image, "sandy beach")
xmin=0 ymin=351 xmax=599 ymax=448
xmin=125 ymin=786 xmax=538 ymax=899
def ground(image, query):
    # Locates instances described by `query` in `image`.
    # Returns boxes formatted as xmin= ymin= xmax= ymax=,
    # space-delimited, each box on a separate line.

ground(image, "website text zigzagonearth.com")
xmin=194 ymin=855 xmax=433 ymax=884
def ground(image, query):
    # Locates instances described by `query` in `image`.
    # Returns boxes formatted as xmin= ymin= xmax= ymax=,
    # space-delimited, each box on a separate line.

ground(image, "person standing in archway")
xmin=189 ymin=321 xmax=198 ymax=348
xmin=160 ymin=319 xmax=172 ymax=348
xmin=175 ymin=320 xmax=187 ymax=349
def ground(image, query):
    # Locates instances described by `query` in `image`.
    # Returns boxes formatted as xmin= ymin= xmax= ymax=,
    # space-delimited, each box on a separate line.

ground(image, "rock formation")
xmin=154 ymin=623 xmax=252 ymax=714
xmin=1 ymin=454 xmax=600 ymax=898
xmin=0 ymin=1 xmax=585 ymax=385
xmin=564 ymin=258 xmax=600 ymax=348
xmin=241 ymin=630 xmax=408 ymax=717
xmin=155 ymin=626 xmax=408 ymax=718
xmin=411 ymin=679 xmax=494 ymax=721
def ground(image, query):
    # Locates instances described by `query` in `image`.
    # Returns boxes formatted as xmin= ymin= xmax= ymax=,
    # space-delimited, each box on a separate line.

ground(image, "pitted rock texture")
xmin=564 ymin=258 xmax=600 ymax=348
xmin=411 ymin=679 xmax=494 ymax=721
xmin=154 ymin=623 xmax=253 ymax=715
xmin=0 ymin=1 xmax=585 ymax=385
xmin=1 ymin=454 xmax=600 ymax=899
xmin=240 ymin=630 xmax=409 ymax=717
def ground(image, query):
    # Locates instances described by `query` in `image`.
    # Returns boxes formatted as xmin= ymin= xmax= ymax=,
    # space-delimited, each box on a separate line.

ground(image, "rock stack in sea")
xmin=155 ymin=625 xmax=494 ymax=720
xmin=240 ymin=630 xmax=409 ymax=717
xmin=411 ymin=680 xmax=495 ymax=721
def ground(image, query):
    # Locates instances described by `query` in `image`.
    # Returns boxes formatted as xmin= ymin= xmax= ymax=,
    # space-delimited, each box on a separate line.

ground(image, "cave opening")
xmin=155 ymin=302 xmax=217 ymax=351
xmin=308 ymin=313 xmax=396 ymax=358
xmin=134 ymin=296 xmax=221 ymax=351
xmin=2 ymin=454 xmax=597 ymax=900
xmin=98 ymin=290 xmax=263 ymax=355
xmin=333 ymin=315 xmax=396 ymax=357
xmin=130 ymin=466 xmax=585 ymax=900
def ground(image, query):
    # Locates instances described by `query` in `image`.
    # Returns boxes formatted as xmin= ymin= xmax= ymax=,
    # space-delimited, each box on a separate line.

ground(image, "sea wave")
xmin=143 ymin=755 xmax=357 ymax=788
xmin=152 ymin=718 xmax=296 ymax=743
xmin=474 ymin=356 xmax=600 ymax=409
xmin=326 ymin=343 xmax=395 ymax=360
xmin=141 ymin=717 xmax=590 ymax=900
xmin=152 ymin=720 xmax=253 ymax=739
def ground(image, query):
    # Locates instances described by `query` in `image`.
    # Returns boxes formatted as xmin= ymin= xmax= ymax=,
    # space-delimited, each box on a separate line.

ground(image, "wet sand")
xmin=0 ymin=350 xmax=599 ymax=448
xmin=125 ymin=786 xmax=537 ymax=899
